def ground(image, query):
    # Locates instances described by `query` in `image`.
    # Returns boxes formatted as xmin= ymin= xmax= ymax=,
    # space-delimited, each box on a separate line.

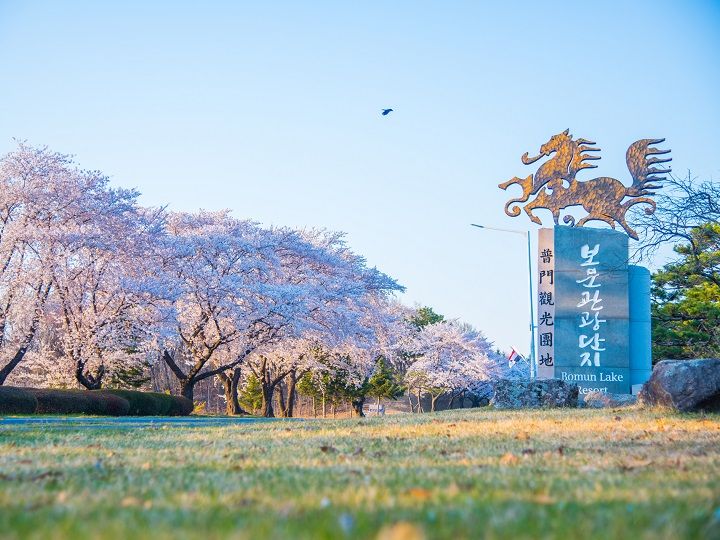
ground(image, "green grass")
xmin=1 ymin=408 xmax=719 ymax=539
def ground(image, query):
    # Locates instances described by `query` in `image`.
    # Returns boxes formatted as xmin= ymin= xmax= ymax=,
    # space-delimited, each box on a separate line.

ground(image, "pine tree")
xmin=652 ymin=222 xmax=720 ymax=360
xmin=409 ymin=306 xmax=444 ymax=329
xmin=238 ymin=373 xmax=264 ymax=414
xmin=108 ymin=362 xmax=151 ymax=389
xmin=367 ymin=357 xmax=403 ymax=412
xmin=297 ymin=371 xmax=323 ymax=417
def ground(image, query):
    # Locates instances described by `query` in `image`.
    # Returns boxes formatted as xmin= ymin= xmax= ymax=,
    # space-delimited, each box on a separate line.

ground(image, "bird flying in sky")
xmin=381 ymin=108 xmax=393 ymax=116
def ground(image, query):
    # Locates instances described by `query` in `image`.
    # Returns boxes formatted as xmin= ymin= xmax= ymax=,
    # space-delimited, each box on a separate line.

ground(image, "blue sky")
xmin=1 ymin=0 xmax=719 ymax=355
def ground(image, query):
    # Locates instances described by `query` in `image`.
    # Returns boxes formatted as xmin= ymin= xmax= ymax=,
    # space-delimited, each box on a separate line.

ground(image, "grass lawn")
xmin=1 ymin=408 xmax=719 ymax=540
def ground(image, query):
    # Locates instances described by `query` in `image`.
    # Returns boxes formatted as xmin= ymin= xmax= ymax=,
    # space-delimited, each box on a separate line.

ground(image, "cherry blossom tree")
xmin=332 ymin=298 xmax=414 ymax=416
xmin=282 ymin=299 xmax=416 ymax=417
xmin=1 ymin=141 xmax=513 ymax=413
xmin=155 ymin=211 xmax=287 ymax=401
xmin=404 ymin=320 xmax=502 ymax=412
xmin=239 ymin=230 xmax=404 ymax=417
xmin=0 ymin=143 xmax=62 ymax=384
xmin=156 ymin=215 xmax=403 ymax=404
xmin=0 ymin=142 xmax=152 ymax=386
xmin=49 ymin=204 xmax=165 ymax=389
xmin=288 ymin=312 xmax=413 ymax=418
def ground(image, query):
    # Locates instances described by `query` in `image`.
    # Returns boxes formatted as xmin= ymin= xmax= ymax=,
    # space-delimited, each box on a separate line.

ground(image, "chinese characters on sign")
xmin=536 ymin=228 xmax=555 ymax=379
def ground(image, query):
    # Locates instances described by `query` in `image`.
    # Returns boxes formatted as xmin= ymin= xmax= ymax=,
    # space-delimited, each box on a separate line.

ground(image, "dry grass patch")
xmin=0 ymin=408 xmax=718 ymax=539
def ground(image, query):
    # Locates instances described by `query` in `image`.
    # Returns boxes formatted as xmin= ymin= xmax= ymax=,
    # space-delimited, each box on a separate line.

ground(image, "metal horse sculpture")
xmin=498 ymin=130 xmax=671 ymax=239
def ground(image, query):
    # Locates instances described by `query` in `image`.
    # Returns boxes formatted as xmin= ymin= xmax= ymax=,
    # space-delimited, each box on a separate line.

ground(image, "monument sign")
xmin=538 ymin=226 xmax=631 ymax=394
xmin=499 ymin=130 xmax=671 ymax=394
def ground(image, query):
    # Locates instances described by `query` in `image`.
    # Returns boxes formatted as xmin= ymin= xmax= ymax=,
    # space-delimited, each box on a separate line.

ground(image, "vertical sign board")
xmin=536 ymin=228 xmax=555 ymax=379
xmin=538 ymin=226 xmax=631 ymax=395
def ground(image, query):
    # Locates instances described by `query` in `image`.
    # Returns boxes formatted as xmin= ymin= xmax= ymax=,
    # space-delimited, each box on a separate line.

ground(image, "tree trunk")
xmin=285 ymin=370 xmax=299 ymax=417
xmin=260 ymin=383 xmax=275 ymax=417
xmin=220 ymin=373 xmax=234 ymax=415
xmin=230 ymin=368 xmax=245 ymax=414
xmin=277 ymin=382 xmax=288 ymax=417
xmin=351 ymin=396 xmax=365 ymax=417
xmin=0 ymin=299 xmax=45 ymax=385
xmin=312 ymin=396 xmax=316 ymax=418
xmin=407 ymin=391 xmax=415 ymax=413
xmin=430 ymin=393 xmax=439 ymax=412
xmin=163 ymin=350 xmax=193 ymax=401
xmin=0 ymin=345 xmax=30 ymax=385
xmin=416 ymin=389 xmax=424 ymax=413
xmin=180 ymin=379 xmax=195 ymax=402
xmin=218 ymin=369 xmax=248 ymax=415
xmin=255 ymin=357 xmax=293 ymax=418
xmin=75 ymin=360 xmax=105 ymax=390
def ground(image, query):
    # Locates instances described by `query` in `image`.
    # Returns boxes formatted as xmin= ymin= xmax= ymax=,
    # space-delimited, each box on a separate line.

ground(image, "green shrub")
xmin=144 ymin=392 xmax=193 ymax=416
xmin=0 ymin=387 xmax=38 ymax=414
xmin=13 ymin=387 xmax=190 ymax=416
xmin=25 ymin=388 xmax=130 ymax=416
xmin=91 ymin=393 xmax=130 ymax=416
xmin=97 ymin=390 xmax=192 ymax=416
xmin=97 ymin=389 xmax=161 ymax=416
xmin=98 ymin=389 xmax=193 ymax=416
xmin=147 ymin=392 xmax=174 ymax=415
xmin=159 ymin=393 xmax=193 ymax=416
xmin=27 ymin=388 xmax=93 ymax=414
xmin=173 ymin=396 xmax=194 ymax=416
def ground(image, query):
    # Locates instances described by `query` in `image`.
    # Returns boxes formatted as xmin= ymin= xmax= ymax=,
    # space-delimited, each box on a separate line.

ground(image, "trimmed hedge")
xmin=149 ymin=392 xmax=193 ymax=416
xmin=91 ymin=393 xmax=131 ymax=416
xmin=0 ymin=387 xmax=38 ymax=414
xmin=96 ymin=389 xmax=160 ymax=416
xmin=97 ymin=390 xmax=192 ymax=416
xmin=25 ymin=388 xmax=130 ymax=416
xmin=0 ymin=387 xmax=192 ymax=416
xmin=25 ymin=389 xmax=90 ymax=415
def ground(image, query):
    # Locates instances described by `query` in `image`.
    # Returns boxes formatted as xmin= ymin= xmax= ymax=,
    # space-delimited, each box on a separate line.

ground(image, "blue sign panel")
xmin=548 ymin=226 xmax=630 ymax=395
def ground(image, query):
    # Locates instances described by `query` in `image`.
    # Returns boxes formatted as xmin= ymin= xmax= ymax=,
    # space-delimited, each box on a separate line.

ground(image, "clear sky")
xmin=1 ymin=0 xmax=719 ymax=355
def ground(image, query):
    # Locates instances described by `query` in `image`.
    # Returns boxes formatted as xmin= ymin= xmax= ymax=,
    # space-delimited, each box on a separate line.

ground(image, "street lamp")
xmin=470 ymin=223 xmax=536 ymax=379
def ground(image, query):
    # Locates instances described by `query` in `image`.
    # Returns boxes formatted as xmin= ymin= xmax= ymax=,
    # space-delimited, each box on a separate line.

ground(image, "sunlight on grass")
xmin=1 ymin=408 xmax=719 ymax=539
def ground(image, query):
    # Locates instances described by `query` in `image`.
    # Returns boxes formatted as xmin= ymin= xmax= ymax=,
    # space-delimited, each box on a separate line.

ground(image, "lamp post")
xmin=470 ymin=224 xmax=536 ymax=379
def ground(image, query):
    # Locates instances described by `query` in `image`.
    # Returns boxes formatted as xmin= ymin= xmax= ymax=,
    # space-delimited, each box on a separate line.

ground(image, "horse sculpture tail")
xmin=626 ymin=139 xmax=671 ymax=197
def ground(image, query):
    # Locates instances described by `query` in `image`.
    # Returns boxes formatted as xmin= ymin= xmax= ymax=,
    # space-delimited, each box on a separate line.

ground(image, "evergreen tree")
xmin=238 ymin=373 xmax=264 ymax=414
xmin=652 ymin=222 xmax=720 ymax=360
xmin=108 ymin=361 xmax=151 ymax=389
xmin=324 ymin=366 xmax=369 ymax=417
xmin=297 ymin=371 xmax=323 ymax=417
xmin=367 ymin=357 xmax=403 ymax=411
xmin=409 ymin=306 xmax=444 ymax=329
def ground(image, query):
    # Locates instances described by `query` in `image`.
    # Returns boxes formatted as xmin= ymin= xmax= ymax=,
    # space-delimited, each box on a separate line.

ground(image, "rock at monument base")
xmin=581 ymin=391 xmax=637 ymax=409
xmin=638 ymin=358 xmax=720 ymax=412
xmin=490 ymin=379 xmax=579 ymax=409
